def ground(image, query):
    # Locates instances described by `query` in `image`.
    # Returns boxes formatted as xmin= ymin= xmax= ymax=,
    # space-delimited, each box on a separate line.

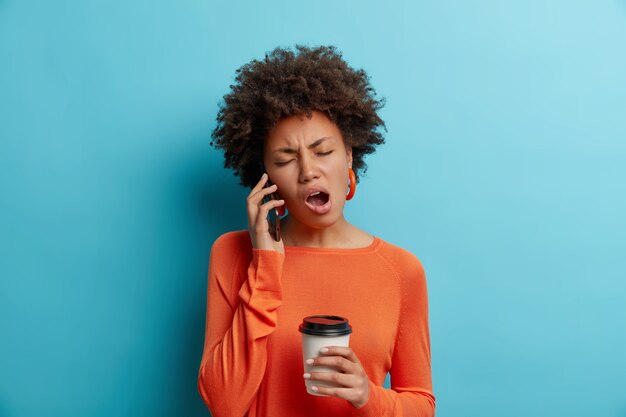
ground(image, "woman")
xmin=198 ymin=45 xmax=435 ymax=417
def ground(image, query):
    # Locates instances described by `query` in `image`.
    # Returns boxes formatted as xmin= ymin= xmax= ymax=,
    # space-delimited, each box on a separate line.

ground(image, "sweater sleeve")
xmin=197 ymin=235 xmax=285 ymax=417
xmin=350 ymin=256 xmax=436 ymax=417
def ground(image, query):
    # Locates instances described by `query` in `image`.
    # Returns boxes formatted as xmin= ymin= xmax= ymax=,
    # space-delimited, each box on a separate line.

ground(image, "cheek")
xmin=331 ymin=164 xmax=349 ymax=183
xmin=277 ymin=183 xmax=297 ymax=201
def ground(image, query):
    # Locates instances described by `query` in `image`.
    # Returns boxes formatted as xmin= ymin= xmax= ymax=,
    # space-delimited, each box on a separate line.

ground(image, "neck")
xmin=280 ymin=215 xmax=353 ymax=248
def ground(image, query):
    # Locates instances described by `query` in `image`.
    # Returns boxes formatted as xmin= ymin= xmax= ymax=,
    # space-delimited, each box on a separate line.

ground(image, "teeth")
xmin=309 ymin=191 xmax=321 ymax=197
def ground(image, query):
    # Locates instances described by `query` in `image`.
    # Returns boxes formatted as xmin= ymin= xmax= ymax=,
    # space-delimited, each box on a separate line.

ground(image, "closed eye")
xmin=275 ymin=150 xmax=334 ymax=166
xmin=275 ymin=160 xmax=293 ymax=166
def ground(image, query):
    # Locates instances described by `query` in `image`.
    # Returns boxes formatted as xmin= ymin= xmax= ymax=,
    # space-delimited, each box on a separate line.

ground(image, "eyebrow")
xmin=274 ymin=137 xmax=334 ymax=154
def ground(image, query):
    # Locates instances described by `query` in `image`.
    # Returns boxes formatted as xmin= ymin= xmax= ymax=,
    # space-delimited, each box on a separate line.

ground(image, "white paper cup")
xmin=299 ymin=315 xmax=352 ymax=396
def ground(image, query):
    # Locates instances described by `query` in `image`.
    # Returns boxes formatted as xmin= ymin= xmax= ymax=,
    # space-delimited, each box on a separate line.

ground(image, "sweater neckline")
xmin=283 ymin=236 xmax=381 ymax=254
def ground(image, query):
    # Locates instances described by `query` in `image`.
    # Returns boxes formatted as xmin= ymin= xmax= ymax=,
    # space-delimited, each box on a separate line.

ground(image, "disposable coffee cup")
xmin=298 ymin=315 xmax=352 ymax=396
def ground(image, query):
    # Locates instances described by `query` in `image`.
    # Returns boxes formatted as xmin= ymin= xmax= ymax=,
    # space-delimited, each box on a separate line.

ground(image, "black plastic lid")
xmin=298 ymin=315 xmax=352 ymax=336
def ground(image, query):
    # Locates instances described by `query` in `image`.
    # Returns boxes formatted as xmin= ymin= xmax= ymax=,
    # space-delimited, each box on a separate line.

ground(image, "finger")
xmin=256 ymin=200 xmax=285 ymax=231
xmin=247 ymin=187 xmax=278 ymax=225
xmin=309 ymin=385 xmax=359 ymax=403
xmin=305 ymin=371 xmax=357 ymax=388
xmin=309 ymin=356 xmax=352 ymax=373
xmin=258 ymin=198 xmax=285 ymax=215
xmin=248 ymin=183 xmax=278 ymax=205
xmin=320 ymin=346 xmax=361 ymax=364
xmin=249 ymin=173 xmax=269 ymax=196
xmin=248 ymin=184 xmax=278 ymax=199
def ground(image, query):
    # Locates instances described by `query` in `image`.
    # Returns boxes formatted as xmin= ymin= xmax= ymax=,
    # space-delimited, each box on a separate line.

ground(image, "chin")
xmin=291 ymin=209 xmax=344 ymax=229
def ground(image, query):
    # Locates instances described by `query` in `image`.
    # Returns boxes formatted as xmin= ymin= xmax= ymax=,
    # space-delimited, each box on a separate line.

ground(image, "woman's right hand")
xmin=247 ymin=173 xmax=286 ymax=255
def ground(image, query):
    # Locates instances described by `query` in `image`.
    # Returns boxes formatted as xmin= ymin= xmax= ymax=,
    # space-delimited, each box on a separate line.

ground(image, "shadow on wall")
xmin=158 ymin=136 xmax=247 ymax=417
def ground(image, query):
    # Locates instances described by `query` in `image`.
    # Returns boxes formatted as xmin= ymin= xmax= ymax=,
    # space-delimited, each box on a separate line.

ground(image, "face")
xmin=263 ymin=110 xmax=353 ymax=228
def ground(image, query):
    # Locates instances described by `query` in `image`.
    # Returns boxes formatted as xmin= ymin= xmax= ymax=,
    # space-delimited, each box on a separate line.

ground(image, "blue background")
xmin=1 ymin=1 xmax=625 ymax=416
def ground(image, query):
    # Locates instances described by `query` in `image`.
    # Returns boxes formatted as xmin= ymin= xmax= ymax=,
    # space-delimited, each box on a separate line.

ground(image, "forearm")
xmin=349 ymin=381 xmax=436 ymax=417
xmin=198 ymin=249 xmax=284 ymax=417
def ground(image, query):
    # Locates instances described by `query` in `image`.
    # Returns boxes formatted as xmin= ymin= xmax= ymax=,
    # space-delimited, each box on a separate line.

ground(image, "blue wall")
xmin=1 ymin=1 xmax=625 ymax=416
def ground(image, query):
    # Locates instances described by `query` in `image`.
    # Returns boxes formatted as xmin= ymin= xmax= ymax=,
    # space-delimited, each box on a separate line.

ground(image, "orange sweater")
xmin=198 ymin=230 xmax=435 ymax=417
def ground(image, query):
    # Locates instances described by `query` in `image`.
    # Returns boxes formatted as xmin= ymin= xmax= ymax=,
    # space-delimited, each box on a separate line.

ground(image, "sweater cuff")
xmin=348 ymin=379 xmax=382 ymax=417
xmin=250 ymin=248 xmax=285 ymax=292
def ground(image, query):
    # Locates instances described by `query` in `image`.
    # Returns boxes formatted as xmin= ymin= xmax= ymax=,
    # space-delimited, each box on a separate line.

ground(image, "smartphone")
xmin=262 ymin=178 xmax=281 ymax=242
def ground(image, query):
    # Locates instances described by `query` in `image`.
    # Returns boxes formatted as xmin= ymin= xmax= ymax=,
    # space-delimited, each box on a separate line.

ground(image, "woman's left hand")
xmin=304 ymin=346 xmax=370 ymax=409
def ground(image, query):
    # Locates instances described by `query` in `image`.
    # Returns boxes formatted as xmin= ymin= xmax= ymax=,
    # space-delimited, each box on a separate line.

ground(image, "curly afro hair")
xmin=210 ymin=44 xmax=387 ymax=188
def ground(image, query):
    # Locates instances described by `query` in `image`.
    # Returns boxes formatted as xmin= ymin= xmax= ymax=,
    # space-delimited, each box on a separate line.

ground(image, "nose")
xmin=298 ymin=154 xmax=320 ymax=183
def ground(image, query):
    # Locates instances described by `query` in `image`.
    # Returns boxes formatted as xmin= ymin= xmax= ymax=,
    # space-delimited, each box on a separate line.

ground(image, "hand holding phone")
xmin=262 ymin=178 xmax=281 ymax=242
xmin=246 ymin=173 xmax=285 ymax=254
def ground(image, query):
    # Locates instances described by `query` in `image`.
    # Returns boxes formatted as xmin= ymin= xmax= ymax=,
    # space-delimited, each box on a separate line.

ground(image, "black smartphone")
xmin=262 ymin=178 xmax=281 ymax=242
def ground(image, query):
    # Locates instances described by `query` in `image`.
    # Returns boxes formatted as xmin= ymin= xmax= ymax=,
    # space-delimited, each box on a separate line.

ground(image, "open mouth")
xmin=304 ymin=191 xmax=332 ymax=214
xmin=306 ymin=191 xmax=330 ymax=207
